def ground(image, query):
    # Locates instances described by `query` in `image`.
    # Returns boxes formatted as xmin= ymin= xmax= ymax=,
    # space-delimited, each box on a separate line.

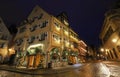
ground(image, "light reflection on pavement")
xmin=104 ymin=61 xmax=120 ymax=77
xmin=78 ymin=62 xmax=110 ymax=77
xmin=92 ymin=63 xmax=110 ymax=77
xmin=1 ymin=61 xmax=120 ymax=77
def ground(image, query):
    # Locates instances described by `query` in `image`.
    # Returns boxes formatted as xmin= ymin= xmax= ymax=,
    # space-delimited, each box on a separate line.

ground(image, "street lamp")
xmin=112 ymin=38 xmax=117 ymax=43
xmin=100 ymin=48 xmax=104 ymax=52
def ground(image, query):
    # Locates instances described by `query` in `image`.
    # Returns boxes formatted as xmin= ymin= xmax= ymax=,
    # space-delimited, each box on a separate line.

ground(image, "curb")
xmin=0 ymin=64 xmax=82 ymax=75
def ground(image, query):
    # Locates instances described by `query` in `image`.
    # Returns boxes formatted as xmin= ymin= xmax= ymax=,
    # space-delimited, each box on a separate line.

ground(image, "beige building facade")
xmin=0 ymin=17 xmax=12 ymax=63
xmin=99 ymin=8 xmax=120 ymax=60
xmin=14 ymin=5 xmax=87 ymax=68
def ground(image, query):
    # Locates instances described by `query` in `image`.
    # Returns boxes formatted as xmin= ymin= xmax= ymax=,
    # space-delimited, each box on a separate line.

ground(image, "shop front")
xmin=68 ymin=50 xmax=79 ymax=64
xmin=27 ymin=44 xmax=45 ymax=69
xmin=61 ymin=49 xmax=69 ymax=66
xmin=50 ymin=48 xmax=60 ymax=67
xmin=14 ymin=44 xmax=45 ymax=69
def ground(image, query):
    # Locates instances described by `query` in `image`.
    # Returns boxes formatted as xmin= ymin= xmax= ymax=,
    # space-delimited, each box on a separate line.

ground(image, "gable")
xmin=27 ymin=5 xmax=51 ymax=20
xmin=0 ymin=17 xmax=10 ymax=35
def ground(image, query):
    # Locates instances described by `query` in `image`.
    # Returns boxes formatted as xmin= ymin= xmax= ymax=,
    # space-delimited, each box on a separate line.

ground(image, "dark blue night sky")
xmin=0 ymin=0 xmax=118 ymax=46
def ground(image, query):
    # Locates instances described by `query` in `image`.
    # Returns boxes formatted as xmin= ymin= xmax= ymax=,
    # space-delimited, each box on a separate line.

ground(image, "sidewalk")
xmin=0 ymin=64 xmax=82 ymax=75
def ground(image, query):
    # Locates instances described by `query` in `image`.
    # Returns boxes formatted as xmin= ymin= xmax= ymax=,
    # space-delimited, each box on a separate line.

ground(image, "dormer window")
xmin=38 ymin=13 xmax=43 ymax=19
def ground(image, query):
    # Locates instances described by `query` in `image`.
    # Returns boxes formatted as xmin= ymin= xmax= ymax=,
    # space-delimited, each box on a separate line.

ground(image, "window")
xmin=28 ymin=36 xmax=35 ymax=44
xmin=63 ymin=28 xmax=68 ymax=35
xmin=1 ymin=35 xmax=8 ymax=40
xmin=70 ymin=42 xmax=74 ymax=48
xmin=39 ymin=21 xmax=48 ymax=28
xmin=38 ymin=13 xmax=43 ymax=19
xmin=103 ymin=26 xmax=114 ymax=43
xmin=54 ymin=22 xmax=60 ymax=31
xmin=30 ymin=25 xmax=38 ymax=32
xmin=0 ymin=43 xmax=5 ymax=48
xmin=28 ymin=18 xmax=34 ymax=24
xmin=39 ymin=32 xmax=48 ymax=41
xmin=53 ymin=34 xmax=60 ymax=43
xmin=64 ymin=38 xmax=69 ymax=47
xmin=16 ymin=38 xmax=23 ymax=46
xmin=19 ymin=27 xmax=26 ymax=33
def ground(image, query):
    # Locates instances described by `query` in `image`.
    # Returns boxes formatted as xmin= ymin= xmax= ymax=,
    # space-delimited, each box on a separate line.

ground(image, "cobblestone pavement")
xmin=0 ymin=61 xmax=120 ymax=77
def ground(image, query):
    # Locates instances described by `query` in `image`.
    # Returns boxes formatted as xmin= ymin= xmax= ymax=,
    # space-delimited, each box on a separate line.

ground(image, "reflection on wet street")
xmin=1 ymin=61 xmax=120 ymax=77
xmin=78 ymin=62 xmax=110 ymax=77
xmin=38 ymin=62 xmax=112 ymax=77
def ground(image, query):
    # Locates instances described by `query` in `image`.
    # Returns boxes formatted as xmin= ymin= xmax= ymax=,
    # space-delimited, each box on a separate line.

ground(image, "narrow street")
xmin=0 ymin=61 xmax=120 ymax=77
xmin=41 ymin=61 xmax=120 ymax=77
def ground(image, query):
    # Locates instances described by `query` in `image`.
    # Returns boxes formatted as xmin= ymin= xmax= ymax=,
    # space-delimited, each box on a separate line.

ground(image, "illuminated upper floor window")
xmin=64 ymin=38 xmax=69 ymax=47
xmin=63 ymin=27 xmax=68 ymax=35
xmin=70 ymin=42 xmax=74 ymax=48
xmin=54 ymin=22 xmax=60 ymax=31
xmin=64 ymin=20 xmax=69 ymax=26
xmin=53 ymin=34 xmax=61 ymax=43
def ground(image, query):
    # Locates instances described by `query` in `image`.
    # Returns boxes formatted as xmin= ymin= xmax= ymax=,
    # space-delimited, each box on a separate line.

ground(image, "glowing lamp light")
xmin=27 ymin=44 xmax=43 ymax=50
xmin=9 ymin=48 xmax=12 ymax=51
xmin=100 ymin=48 xmax=104 ymax=52
xmin=112 ymin=38 xmax=117 ymax=43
